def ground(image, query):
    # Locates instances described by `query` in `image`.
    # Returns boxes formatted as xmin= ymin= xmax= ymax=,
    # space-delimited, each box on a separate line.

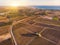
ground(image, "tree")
xmin=52 ymin=16 xmax=59 ymax=21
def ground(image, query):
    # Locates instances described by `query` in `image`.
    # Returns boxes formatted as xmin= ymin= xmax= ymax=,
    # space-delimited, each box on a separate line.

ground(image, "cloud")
xmin=0 ymin=0 xmax=60 ymax=6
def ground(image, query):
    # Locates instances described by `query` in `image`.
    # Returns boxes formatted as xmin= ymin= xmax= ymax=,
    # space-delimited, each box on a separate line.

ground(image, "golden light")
xmin=8 ymin=0 xmax=27 ymax=10
xmin=10 ymin=2 xmax=20 ymax=7
xmin=9 ymin=1 xmax=20 ymax=10
xmin=9 ymin=0 xmax=27 ymax=7
xmin=7 ymin=0 xmax=27 ymax=11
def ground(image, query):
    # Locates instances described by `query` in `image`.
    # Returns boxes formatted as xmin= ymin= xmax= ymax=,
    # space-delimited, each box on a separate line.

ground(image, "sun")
xmin=10 ymin=2 xmax=20 ymax=7
xmin=11 ymin=3 xmax=20 ymax=7
xmin=9 ymin=0 xmax=27 ymax=7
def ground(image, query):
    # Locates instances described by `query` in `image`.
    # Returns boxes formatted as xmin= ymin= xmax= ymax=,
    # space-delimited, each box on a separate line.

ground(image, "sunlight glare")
xmin=10 ymin=2 xmax=20 ymax=7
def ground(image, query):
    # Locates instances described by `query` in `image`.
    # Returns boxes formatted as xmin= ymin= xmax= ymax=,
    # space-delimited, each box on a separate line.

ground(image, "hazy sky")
xmin=0 ymin=0 xmax=60 ymax=6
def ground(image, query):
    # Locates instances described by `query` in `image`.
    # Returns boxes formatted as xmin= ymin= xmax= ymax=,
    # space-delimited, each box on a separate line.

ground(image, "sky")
xmin=0 ymin=0 xmax=60 ymax=6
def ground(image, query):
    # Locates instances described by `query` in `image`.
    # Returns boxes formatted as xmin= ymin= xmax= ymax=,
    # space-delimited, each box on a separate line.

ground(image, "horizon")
xmin=1 ymin=5 xmax=60 ymax=6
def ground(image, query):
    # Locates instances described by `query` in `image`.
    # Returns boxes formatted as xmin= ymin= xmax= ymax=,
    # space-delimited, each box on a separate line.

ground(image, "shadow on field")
xmin=0 ymin=22 xmax=12 ymax=27
xmin=21 ymin=33 xmax=38 ymax=37
xmin=0 ymin=38 xmax=13 ymax=45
